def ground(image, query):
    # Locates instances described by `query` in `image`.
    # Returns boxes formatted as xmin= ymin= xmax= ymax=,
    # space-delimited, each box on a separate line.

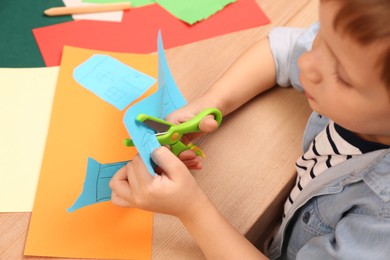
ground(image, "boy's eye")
xmin=334 ymin=72 xmax=350 ymax=86
xmin=334 ymin=65 xmax=352 ymax=87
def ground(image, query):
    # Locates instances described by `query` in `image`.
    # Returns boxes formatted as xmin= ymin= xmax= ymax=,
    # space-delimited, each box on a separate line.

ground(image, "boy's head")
xmin=332 ymin=0 xmax=390 ymax=89
xmin=297 ymin=0 xmax=390 ymax=145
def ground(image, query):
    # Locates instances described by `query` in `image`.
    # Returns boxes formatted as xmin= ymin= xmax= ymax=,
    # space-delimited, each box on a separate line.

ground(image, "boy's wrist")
xmin=176 ymin=188 xmax=211 ymax=224
xmin=195 ymin=94 xmax=226 ymax=116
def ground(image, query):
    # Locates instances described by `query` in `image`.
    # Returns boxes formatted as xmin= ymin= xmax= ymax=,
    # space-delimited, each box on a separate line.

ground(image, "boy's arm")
xmin=188 ymin=25 xmax=313 ymax=117
xmin=204 ymin=37 xmax=277 ymax=115
xmin=178 ymin=37 xmax=277 ymax=117
xmin=181 ymin=193 xmax=268 ymax=260
xmin=110 ymin=147 xmax=268 ymax=259
xmin=165 ymin=37 xmax=277 ymax=165
xmin=153 ymin=148 xmax=270 ymax=259
xmin=166 ymin=32 xmax=296 ymax=170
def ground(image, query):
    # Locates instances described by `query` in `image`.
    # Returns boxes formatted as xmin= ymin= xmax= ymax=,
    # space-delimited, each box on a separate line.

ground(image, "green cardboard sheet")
xmin=0 ymin=0 xmax=72 ymax=68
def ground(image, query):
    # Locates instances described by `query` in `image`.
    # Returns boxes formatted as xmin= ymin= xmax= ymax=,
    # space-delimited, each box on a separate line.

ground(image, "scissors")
xmin=124 ymin=108 xmax=223 ymax=157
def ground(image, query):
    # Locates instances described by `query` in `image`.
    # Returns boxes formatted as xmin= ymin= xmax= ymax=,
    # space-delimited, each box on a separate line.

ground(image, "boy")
xmin=110 ymin=0 xmax=390 ymax=259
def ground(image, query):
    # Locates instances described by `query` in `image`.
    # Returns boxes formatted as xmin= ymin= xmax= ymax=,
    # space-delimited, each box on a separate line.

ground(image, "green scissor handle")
xmin=172 ymin=108 xmax=223 ymax=134
xmin=124 ymin=108 xmax=222 ymax=157
xmin=162 ymin=108 xmax=222 ymax=156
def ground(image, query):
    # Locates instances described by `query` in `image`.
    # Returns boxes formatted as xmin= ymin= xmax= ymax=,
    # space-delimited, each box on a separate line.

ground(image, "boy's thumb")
xmin=152 ymin=146 xmax=186 ymax=177
xmin=199 ymin=115 xmax=219 ymax=133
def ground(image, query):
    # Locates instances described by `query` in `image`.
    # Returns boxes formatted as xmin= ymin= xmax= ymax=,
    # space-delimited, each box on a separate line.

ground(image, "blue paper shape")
xmin=68 ymin=157 xmax=128 ymax=212
xmin=123 ymin=31 xmax=187 ymax=175
xmin=73 ymin=54 xmax=156 ymax=111
xmin=68 ymin=32 xmax=187 ymax=213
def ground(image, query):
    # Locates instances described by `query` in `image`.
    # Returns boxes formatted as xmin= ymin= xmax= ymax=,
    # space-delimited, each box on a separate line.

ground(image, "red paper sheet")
xmin=33 ymin=0 xmax=270 ymax=66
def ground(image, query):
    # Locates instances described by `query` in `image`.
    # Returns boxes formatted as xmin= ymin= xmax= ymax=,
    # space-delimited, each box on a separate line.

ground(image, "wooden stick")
xmin=44 ymin=2 xmax=131 ymax=16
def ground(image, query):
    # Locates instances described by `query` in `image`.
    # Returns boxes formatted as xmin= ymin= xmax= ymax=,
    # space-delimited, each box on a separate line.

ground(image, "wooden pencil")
xmin=44 ymin=2 xmax=131 ymax=16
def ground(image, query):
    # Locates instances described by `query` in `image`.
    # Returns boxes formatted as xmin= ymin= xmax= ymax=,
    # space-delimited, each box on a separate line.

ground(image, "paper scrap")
xmin=0 ymin=67 xmax=58 ymax=212
xmin=68 ymin=157 xmax=128 ymax=212
xmin=156 ymin=0 xmax=235 ymax=25
xmin=123 ymin=31 xmax=187 ymax=174
xmin=74 ymin=54 xmax=156 ymax=110
xmin=63 ymin=0 xmax=124 ymax=22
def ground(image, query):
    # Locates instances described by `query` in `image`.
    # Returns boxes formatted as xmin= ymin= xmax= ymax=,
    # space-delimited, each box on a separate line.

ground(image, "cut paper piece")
xmin=0 ymin=67 xmax=58 ymax=212
xmin=33 ymin=0 xmax=270 ymax=66
xmin=156 ymin=0 xmax=235 ymax=25
xmin=123 ymin=31 xmax=187 ymax=174
xmin=74 ymin=54 xmax=156 ymax=110
xmin=68 ymin=157 xmax=128 ymax=212
xmin=84 ymin=0 xmax=154 ymax=7
xmin=24 ymin=46 xmax=156 ymax=259
xmin=0 ymin=0 xmax=72 ymax=67
xmin=63 ymin=0 xmax=124 ymax=22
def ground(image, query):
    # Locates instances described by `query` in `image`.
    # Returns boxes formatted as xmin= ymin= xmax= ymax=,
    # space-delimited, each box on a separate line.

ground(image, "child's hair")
xmin=331 ymin=0 xmax=390 ymax=88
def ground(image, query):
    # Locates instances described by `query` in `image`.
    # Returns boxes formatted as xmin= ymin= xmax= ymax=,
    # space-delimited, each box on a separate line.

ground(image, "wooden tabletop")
xmin=0 ymin=0 xmax=318 ymax=259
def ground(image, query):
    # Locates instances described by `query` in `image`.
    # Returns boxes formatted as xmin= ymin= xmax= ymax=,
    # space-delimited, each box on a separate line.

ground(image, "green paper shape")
xmin=155 ymin=0 xmax=236 ymax=25
xmin=83 ymin=0 xmax=155 ymax=7
xmin=0 ymin=0 xmax=73 ymax=68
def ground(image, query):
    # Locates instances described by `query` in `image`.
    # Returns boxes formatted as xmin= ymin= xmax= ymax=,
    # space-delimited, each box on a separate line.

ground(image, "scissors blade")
xmin=142 ymin=119 xmax=171 ymax=134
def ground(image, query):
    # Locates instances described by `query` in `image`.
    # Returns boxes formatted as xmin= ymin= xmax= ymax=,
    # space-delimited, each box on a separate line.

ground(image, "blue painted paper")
xmin=68 ymin=157 xmax=128 ymax=212
xmin=123 ymin=31 xmax=187 ymax=175
xmin=73 ymin=54 xmax=156 ymax=111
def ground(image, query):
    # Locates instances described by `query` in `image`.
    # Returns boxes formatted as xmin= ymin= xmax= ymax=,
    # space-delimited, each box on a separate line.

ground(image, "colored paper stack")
xmin=0 ymin=0 xmax=270 ymax=258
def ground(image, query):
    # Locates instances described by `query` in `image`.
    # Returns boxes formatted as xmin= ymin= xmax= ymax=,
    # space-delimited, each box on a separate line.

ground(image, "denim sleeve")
xmin=268 ymin=23 xmax=320 ymax=92
xmin=296 ymin=214 xmax=390 ymax=259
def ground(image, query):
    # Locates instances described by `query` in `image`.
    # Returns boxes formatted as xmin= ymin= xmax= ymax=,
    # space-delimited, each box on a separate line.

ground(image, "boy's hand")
xmin=164 ymin=105 xmax=220 ymax=170
xmin=110 ymin=147 xmax=207 ymax=219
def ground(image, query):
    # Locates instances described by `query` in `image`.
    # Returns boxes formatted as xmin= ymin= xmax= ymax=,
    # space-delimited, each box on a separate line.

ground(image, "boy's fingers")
xmin=109 ymin=165 xmax=128 ymax=186
xmin=178 ymin=149 xmax=198 ymax=160
xmin=180 ymin=116 xmax=219 ymax=144
xmin=111 ymin=191 xmax=132 ymax=207
xmin=151 ymin=146 xmax=187 ymax=179
xmin=179 ymin=151 xmax=202 ymax=169
xmin=110 ymin=166 xmax=132 ymax=201
xmin=199 ymin=115 xmax=219 ymax=133
xmin=129 ymin=155 xmax=154 ymax=185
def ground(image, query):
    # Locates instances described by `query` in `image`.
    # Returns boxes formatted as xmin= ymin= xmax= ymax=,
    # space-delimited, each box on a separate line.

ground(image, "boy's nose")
xmin=298 ymin=51 xmax=322 ymax=84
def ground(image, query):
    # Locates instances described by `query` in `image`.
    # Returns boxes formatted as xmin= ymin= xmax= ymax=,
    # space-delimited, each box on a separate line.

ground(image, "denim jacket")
xmin=267 ymin=23 xmax=390 ymax=259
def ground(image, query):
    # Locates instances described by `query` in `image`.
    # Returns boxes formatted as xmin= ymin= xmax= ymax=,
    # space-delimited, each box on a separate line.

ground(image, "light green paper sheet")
xmin=0 ymin=67 xmax=59 ymax=212
xmin=155 ymin=0 xmax=236 ymax=25
xmin=82 ymin=0 xmax=155 ymax=7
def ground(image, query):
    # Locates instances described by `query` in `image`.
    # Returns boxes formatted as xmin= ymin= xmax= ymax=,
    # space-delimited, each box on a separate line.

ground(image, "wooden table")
xmin=0 ymin=0 xmax=318 ymax=259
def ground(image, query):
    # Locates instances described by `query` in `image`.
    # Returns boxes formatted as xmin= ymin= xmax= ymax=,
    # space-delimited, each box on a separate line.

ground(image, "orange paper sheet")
xmin=25 ymin=46 xmax=157 ymax=259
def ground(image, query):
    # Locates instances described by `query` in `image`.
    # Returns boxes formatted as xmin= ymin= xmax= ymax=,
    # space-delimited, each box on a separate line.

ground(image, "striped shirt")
xmin=284 ymin=120 xmax=390 ymax=216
